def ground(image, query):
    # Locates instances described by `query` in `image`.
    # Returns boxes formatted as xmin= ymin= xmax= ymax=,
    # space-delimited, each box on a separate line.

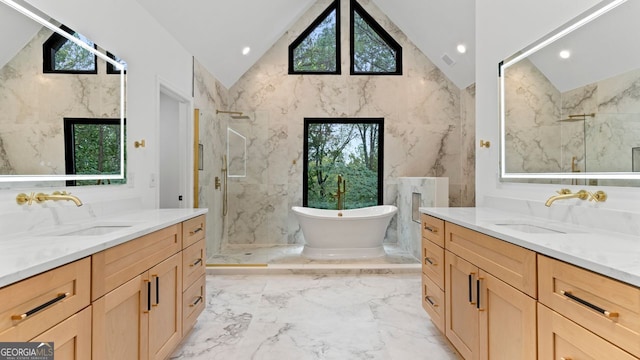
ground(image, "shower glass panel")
xmin=227 ymin=127 xmax=246 ymax=177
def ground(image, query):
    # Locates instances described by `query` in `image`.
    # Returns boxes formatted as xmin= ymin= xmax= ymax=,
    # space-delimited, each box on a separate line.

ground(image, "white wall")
xmin=475 ymin=0 xmax=640 ymax=213
xmin=0 ymin=0 xmax=193 ymax=213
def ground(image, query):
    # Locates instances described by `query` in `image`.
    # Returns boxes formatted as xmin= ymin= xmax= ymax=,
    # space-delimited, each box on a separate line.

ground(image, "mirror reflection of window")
xmin=64 ymin=118 xmax=126 ymax=186
xmin=43 ymin=25 xmax=97 ymax=74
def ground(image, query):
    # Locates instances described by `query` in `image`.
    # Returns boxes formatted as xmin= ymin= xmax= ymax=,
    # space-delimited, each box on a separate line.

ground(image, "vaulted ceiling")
xmin=134 ymin=0 xmax=476 ymax=89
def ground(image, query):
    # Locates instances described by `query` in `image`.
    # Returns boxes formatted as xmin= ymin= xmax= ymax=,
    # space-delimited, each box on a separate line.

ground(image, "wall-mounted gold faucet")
xmin=545 ymin=189 xmax=607 ymax=207
xmin=17 ymin=191 xmax=83 ymax=207
xmin=333 ymin=175 xmax=346 ymax=210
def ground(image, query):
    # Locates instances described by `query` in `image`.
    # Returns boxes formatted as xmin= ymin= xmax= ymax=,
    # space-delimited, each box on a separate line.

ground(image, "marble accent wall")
xmin=219 ymin=0 xmax=474 ymax=248
xmin=397 ymin=177 xmax=449 ymax=259
xmin=193 ymin=0 xmax=475 ymax=251
xmin=0 ymin=26 xmax=120 ymax=175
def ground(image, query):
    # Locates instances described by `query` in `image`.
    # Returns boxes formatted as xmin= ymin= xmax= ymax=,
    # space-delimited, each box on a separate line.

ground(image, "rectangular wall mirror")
xmin=499 ymin=0 xmax=640 ymax=186
xmin=0 ymin=0 xmax=126 ymax=184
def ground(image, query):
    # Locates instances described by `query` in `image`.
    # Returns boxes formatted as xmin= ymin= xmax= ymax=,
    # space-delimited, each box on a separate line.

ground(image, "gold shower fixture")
xmin=216 ymin=109 xmax=250 ymax=119
xmin=559 ymin=113 xmax=595 ymax=122
xmin=216 ymin=110 xmax=243 ymax=116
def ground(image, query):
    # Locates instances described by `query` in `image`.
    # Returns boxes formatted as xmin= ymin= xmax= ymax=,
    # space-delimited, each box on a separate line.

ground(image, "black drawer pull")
xmin=189 ymin=227 xmax=203 ymax=235
xmin=424 ymin=225 xmax=438 ymax=233
xmin=190 ymin=258 xmax=203 ymax=267
xmin=11 ymin=292 xmax=70 ymax=321
xmin=424 ymin=257 xmax=436 ymax=266
xmin=425 ymin=296 xmax=438 ymax=307
xmin=190 ymin=296 xmax=203 ymax=307
xmin=146 ymin=281 xmax=152 ymax=312
xmin=468 ymin=274 xmax=474 ymax=303
xmin=560 ymin=290 xmax=618 ymax=318
xmin=476 ymin=278 xmax=483 ymax=310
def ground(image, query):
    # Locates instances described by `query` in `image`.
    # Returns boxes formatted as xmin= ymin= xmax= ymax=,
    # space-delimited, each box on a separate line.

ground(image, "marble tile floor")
xmin=170 ymin=273 xmax=460 ymax=359
xmin=206 ymin=243 xmax=420 ymax=267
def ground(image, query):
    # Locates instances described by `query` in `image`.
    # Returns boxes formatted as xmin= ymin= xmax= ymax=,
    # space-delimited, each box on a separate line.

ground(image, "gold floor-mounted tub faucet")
xmin=545 ymin=189 xmax=607 ymax=207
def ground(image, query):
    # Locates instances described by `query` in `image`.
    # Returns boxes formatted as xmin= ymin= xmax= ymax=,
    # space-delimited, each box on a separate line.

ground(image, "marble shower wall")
xmin=219 ymin=0 xmax=475 ymax=247
xmin=193 ymin=60 xmax=230 ymax=257
xmin=0 ymin=26 xmax=120 ymax=175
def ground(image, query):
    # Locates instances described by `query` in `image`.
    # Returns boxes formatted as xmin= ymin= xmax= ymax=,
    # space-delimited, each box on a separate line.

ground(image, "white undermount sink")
xmin=59 ymin=225 xmax=133 ymax=236
xmin=494 ymin=223 xmax=567 ymax=234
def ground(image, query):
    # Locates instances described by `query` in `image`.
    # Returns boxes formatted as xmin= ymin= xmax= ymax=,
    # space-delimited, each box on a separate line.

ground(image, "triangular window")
xmin=288 ymin=0 xmax=340 ymax=74
xmin=43 ymin=25 xmax=97 ymax=74
xmin=350 ymin=0 xmax=402 ymax=75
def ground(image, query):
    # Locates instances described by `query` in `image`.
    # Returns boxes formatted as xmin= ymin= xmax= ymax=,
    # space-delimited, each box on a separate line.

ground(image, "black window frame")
xmin=106 ymin=51 xmax=127 ymax=75
xmin=303 ymin=117 xmax=384 ymax=208
xmin=43 ymin=25 xmax=98 ymax=74
xmin=288 ymin=0 xmax=341 ymax=75
xmin=350 ymin=0 xmax=402 ymax=75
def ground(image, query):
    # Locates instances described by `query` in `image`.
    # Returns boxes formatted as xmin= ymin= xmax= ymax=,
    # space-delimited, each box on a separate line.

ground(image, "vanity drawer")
xmin=538 ymin=303 xmax=637 ymax=360
xmin=92 ymin=224 xmax=181 ymax=300
xmin=183 ymin=239 xmax=206 ymax=290
xmin=444 ymin=222 xmax=537 ymax=298
xmin=421 ymin=214 xmax=444 ymax=247
xmin=422 ymin=273 xmax=445 ymax=334
xmin=0 ymin=257 xmax=91 ymax=341
xmin=183 ymin=274 xmax=206 ymax=333
xmin=182 ymin=215 xmax=206 ymax=249
xmin=422 ymin=238 xmax=444 ymax=290
xmin=538 ymin=255 xmax=640 ymax=357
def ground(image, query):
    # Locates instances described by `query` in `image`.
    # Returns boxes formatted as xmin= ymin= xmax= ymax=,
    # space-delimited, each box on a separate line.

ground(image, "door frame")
xmin=156 ymin=76 xmax=194 ymax=208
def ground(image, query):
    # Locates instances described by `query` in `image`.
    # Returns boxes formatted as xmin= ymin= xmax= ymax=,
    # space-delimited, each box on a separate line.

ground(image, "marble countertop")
xmin=419 ymin=207 xmax=640 ymax=288
xmin=0 ymin=208 xmax=208 ymax=288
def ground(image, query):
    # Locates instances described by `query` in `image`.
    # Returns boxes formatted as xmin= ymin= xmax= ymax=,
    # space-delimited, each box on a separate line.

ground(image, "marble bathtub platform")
xmin=206 ymin=244 xmax=421 ymax=274
xmin=170 ymin=273 xmax=459 ymax=360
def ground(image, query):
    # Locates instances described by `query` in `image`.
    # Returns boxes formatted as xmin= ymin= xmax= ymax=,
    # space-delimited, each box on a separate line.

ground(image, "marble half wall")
xmin=397 ymin=177 xmax=449 ymax=259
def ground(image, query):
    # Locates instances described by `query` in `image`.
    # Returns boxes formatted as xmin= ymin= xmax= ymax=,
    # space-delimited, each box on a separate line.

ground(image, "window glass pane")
xmin=72 ymin=122 xmax=121 ymax=175
xmin=54 ymin=32 xmax=95 ymax=71
xmin=293 ymin=9 xmax=337 ymax=72
xmin=353 ymin=11 xmax=397 ymax=73
xmin=305 ymin=120 xmax=382 ymax=209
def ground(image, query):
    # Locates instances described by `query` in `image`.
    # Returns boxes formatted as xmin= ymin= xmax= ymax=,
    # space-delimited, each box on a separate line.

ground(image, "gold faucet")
xmin=34 ymin=191 xmax=83 ymax=207
xmin=545 ymin=189 xmax=589 ymax=207
xmin=333 ymin=175 xmax=346 ymax=210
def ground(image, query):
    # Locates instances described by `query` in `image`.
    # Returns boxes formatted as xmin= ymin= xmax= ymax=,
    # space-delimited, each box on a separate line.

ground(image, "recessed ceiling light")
xmin=242 ymin=46 xmax=251 ymax=56
xmin=559 ymin=50 xmax=571 ymax=59
xmin=456 ymin=44 xmax=467 ymax=54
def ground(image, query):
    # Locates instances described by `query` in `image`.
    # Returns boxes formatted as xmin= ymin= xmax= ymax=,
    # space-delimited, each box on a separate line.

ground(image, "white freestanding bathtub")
xmin=292 ymin=205 xmax=398 ymax=259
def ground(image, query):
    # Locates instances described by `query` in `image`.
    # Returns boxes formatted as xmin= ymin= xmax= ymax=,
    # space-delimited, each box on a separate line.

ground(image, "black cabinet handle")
xmin=476 ymin=279 xmax=482 ymax=310
xmin=468 ymin=274 xmax=473 ymax=303
xmin=425 ymin=257 xmax=436 ymax=266
xmin=155 ymin=276 xmax=160 ymax=305
xmin=189 ymin=227 xmax=203 ymax=235
xmin=146 ymin=281 xmax=151 ymax=312
xmin=11 ymin=292 xmax=70 ymax=321
xmin=190 ymin=296 xmax=203 ymax=307
xmin=560 ymin=290 xmax=618 ymax=318
xmin=425 ymin=296 xmax=437 ymax=307
xmin=190 ymin=258 xmax=203 ymax=267
xmin=424 ymin=225 xmax=438 ymax=233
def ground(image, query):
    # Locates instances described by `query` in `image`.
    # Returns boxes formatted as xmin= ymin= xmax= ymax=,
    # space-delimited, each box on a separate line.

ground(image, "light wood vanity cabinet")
xmin=92 ymin=215 xmax=206 ymax=360
xmin=421 ymin=215 xmax=446 ymax=333
xmin=422 ymin=214 xmax=640 ymax=360
xmin=181 ymin=215 xmax=206 ymax=335
xmin=0 ymin=257 xmax=92 ymax=360
xmin=422 ymin=215 xmax=537 ymax=360
xmin=538 ymin=255 xmax=640 ymax=359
